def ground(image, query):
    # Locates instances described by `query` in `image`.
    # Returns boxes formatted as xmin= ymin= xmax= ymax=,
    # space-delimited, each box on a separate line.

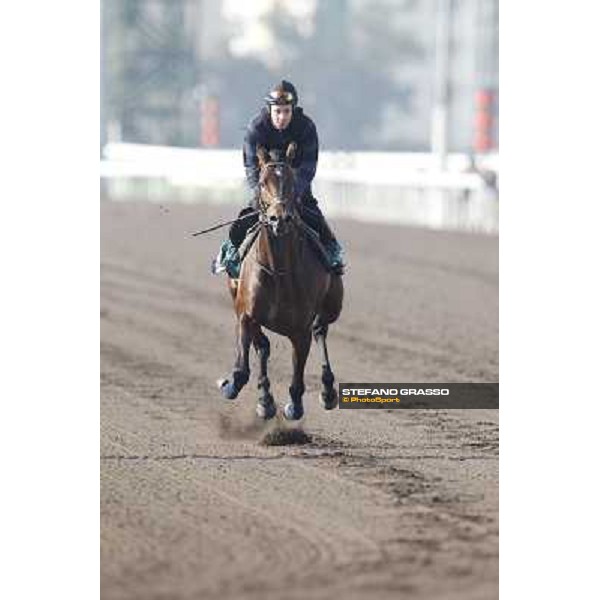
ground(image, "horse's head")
xmin=257 ymin=143 xmax=297 ymax=237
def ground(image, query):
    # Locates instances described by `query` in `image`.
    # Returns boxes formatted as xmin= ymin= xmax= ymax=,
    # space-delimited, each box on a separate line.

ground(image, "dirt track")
xmin=101 ymin=200 xmax=498 ymax=600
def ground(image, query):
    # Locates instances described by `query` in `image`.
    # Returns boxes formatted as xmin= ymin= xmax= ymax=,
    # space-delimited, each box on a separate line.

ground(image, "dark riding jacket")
xmin=243 ymin=107 xmax=318 ymax=202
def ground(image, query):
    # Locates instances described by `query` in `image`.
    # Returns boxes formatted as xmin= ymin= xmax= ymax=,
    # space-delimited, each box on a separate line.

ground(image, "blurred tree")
xmin=101 ymin=0 xmax=497 ymax=152
xmin=103 ymin=0 xmax=197 ymax=146
xmin=199 ymin=57 xmax=273 ymax=148
xmin=351 ymin=0 xmax=425 ymax=68
xmin=258 ymin=0 xmax=425 ymax=149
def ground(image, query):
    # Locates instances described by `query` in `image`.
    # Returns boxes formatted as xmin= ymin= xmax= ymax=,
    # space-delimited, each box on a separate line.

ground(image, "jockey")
xmin=225 ymin=80 xmax=345 ymax=275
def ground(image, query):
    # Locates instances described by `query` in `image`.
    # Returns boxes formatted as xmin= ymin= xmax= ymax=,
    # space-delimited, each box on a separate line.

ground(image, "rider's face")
xmin=270 ymin=105 xmax=293 ymax=131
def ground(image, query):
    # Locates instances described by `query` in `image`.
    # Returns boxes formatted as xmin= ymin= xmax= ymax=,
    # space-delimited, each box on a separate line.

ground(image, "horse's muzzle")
xmin=269 ymin=213 xmax=292 ymax=236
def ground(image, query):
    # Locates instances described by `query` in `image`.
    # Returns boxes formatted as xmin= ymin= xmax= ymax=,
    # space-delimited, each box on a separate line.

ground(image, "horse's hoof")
xmin=256 ymin=396 xmax=277 ymax=420
xmin=217 ymin=378 xmax=238 ymax=400
xmin=319 ymin=388 xmax=338 ymax=410
xmin=283 ymin=402 xmax=304 ymax=421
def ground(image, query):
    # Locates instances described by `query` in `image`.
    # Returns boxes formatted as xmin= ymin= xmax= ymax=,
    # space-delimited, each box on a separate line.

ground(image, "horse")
xmin=217 ymin=143 xmax=343 ymax=421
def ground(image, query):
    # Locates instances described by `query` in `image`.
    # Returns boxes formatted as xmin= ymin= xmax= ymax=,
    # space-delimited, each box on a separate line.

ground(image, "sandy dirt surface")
xmin=101 ymin=200 xmax=498 ymax=600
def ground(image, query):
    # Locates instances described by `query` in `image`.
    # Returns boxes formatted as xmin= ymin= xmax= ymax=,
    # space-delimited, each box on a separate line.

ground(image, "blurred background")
xmin=100 ymin=9 xmax=500 ymax=593
xmin=100 ymin=0 xmax=499 ymax=232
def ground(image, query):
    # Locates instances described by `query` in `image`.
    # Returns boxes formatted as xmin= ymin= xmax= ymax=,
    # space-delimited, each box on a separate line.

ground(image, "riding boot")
xmin=321 ymin=225 xmax=345 ymax=276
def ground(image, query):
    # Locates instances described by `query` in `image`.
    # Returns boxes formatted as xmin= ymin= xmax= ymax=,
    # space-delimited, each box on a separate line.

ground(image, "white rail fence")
xmin=101 ymin=143 xmax=498 ymax=233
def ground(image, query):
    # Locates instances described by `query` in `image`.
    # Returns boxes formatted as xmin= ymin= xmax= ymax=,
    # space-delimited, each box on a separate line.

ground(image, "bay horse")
xmin=217 ymin=143 xmax=343 ymax=421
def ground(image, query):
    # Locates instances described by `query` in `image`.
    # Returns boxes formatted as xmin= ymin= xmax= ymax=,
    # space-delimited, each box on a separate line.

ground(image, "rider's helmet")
xmin=264 ymin=80 xmax=298 ymax=109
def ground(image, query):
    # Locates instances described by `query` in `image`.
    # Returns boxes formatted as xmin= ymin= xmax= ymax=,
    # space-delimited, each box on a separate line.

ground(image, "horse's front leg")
xmin=283 ymin=330 xmax=312 ymax=421
xmin=252 ymin=325 xmax=276 ymax=420
xmin=313 ymin=321 xmax=338 ymax=410
xmin=218 ymin=313 xmax=251 ymax=400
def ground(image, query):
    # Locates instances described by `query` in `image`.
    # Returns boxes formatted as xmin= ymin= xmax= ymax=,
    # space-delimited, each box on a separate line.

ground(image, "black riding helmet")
xmin=264 ymin=80 xmax=298 ymax=108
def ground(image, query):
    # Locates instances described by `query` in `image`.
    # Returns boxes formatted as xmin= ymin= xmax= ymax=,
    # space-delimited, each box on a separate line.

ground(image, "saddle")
xmin=212 ymin=219 xmax=334 ymax=279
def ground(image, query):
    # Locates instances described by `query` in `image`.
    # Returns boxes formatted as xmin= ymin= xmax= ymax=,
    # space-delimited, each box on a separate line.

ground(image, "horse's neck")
xmin=257 ymin=226 xmax=302 ymax=275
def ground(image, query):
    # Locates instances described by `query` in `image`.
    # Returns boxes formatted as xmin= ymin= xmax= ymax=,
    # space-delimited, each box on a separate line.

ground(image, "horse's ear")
xmin=257 ymin=146 xmax=269 ymax=168
xmin=286 ymin=142 xmax=297 ymax=164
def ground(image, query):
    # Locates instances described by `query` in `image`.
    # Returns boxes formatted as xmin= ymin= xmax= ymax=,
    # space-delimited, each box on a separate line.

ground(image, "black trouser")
xmin=229 ymin=191 xmax=335 ymax=248
xmin=298 ymin=195 xmax=336 ymax=245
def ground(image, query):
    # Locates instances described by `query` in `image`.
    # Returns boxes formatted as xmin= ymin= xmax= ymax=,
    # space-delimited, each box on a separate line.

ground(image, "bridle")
xmin=257 ymin=161 xmax=299 ymax=228
xmin=254 ymin=161 xmax=304 ymax=277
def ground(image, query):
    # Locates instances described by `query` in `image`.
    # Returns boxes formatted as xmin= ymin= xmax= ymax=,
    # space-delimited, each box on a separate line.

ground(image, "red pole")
xmin=200 ymin=95 xmax=220 ymax=147
xmin=473 ymin=89 xmax=495 ymax=152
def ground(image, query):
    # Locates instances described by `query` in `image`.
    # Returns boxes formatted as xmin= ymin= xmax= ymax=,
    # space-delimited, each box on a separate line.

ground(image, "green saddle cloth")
xmin=211 ymin=239 xmax=241 ymax=278
xmin=211 ymin=234 xmax=345 ymax=278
